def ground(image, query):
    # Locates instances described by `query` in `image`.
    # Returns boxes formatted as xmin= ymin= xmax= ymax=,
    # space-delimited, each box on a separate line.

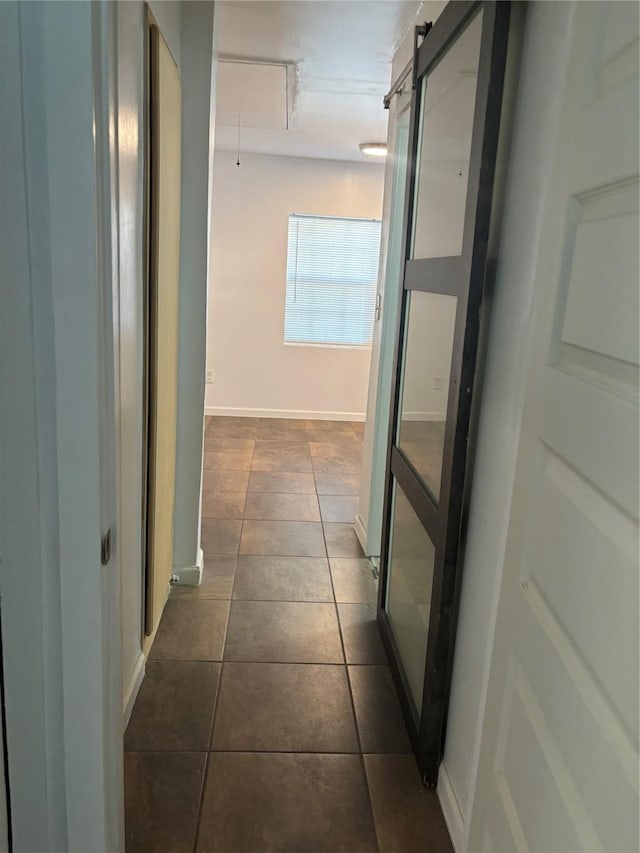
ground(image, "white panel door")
xmin=469 ymin=3 xmax=639 ymax=851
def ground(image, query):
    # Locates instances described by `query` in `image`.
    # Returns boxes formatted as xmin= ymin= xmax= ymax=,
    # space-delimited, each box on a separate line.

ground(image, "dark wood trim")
xmin=390 ymin=448 xmax=441 ymax=546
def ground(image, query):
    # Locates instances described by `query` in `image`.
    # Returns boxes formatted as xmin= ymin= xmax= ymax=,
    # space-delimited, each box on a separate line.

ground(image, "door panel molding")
xmin=469 ymin=2 xmax=639 ymax=848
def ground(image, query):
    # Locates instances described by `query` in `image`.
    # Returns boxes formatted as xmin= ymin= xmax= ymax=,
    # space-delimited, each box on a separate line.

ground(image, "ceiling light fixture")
xmin=359 ymin=142 xmax=387 ymax=158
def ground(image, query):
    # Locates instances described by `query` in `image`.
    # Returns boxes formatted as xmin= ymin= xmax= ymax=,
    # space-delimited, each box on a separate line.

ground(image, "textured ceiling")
xmin=214 ymin=0 xmax=425 ymax=162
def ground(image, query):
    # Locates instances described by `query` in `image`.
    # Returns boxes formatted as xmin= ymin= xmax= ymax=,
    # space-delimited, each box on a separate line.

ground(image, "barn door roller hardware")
xmin=383 ymin=22 xmax=432 ymax=109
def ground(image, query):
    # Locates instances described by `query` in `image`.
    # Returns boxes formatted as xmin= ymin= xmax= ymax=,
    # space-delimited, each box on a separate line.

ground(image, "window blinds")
xmin=284 ymin=214 xmax=382 ymax=346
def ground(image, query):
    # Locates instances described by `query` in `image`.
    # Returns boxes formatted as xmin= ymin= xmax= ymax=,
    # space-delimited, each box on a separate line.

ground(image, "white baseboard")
xmin=205 ymin=406 xmax=366 ymax=422
xmin=172 ymin=547 xmax=203 ymax=587
xmin=122 ymin=651 xmax=145 ymax=730
xmin=402 ymin=411 xmax=447 ymax=421
xmin=438 ymin=762 xmax=465 ymax=853
xmin=354 ymin=513 xmax=368 ymax=554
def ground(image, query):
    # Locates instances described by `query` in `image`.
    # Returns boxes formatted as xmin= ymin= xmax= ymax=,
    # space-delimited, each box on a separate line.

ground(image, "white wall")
xmin=119 ymin=1 xmax=215 ymax=715
xmin=173 ymin=2 xmax=215 ymax=579
xmin=117 ymin=0 xmax=147 ymax=726
xmin=1 ymin=2 xmax=123 ymax=848
xmin=206 ymin=151 xmax=384 ymax=419
xmin=438 ymin=4 xmax=575 ymax=849
xmin=1 ymin=0 xmax=212 ymax=845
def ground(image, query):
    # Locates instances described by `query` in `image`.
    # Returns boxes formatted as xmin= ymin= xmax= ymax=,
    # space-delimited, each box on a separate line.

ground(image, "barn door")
xmin=378 ymin=0 xmax=511 ymax=785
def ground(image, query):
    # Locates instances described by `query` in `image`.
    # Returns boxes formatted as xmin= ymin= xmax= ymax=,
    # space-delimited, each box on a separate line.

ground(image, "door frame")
xmin=357 ymin=86 xmax=412 ymax=558
xmin=0 ymin=1 xmax=124 ymax=848
xmin=377 ymin=0 xmax=511 ymax=785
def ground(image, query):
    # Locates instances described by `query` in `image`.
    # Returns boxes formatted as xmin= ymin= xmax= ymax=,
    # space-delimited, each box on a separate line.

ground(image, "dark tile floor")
xmin=125 ymin=416 xmax=453 ymax=853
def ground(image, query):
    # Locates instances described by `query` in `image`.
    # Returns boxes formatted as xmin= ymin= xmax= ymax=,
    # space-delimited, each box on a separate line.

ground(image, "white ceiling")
xmin=213 ymin=0 xmax=424 ymax=163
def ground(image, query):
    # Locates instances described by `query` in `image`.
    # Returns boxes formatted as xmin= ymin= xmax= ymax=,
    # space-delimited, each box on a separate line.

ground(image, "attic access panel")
xmin=216 ymin=60 xmax=289 ymax=130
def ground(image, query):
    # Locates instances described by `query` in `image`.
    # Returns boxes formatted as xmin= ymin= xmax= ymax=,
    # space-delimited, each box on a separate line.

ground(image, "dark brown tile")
xmin=330 ymin=558 xmax=378 ymax=604
xmin=207 ymin=416 xmax=258 ymax=430
xmin=324 ymin=523 xmax=365 ymax=558
xmin=364 ymin=754 xmax=453 ymax=853
xmin=239 ymin=520 xmax=325 ymax=557
xmin=252 ymin=455 xmax=313 ymax=473
xmin=306 ymin=429 xmax=358 ymax=443
xmin=248 ymin=471 xmax=316 ymax=494
xmin=224 ymin=601 xmax=343 ymax=663
xmin=171 ymin=556 xmax=236 ymax=600
xmin=149 ymin=599 xmax=229 ymax=661
xmin=256 ymin=424 xmax=308 ymax=441
xmin=233 ymin=556 xmax=333 ymax=602
xmin=125 ymin=660 xmax=220 ymax=751
xmin=204 ymin=424 xmax=257 ymax=439
xmin=211 ymin=663 xmax=358 ymax=752
xmin=202 ymin=469 xmax=249 ymax=492
xmin=252 ymin=442 xmax=312 ymax=473
xmin=319 ymin=495 xmax=359 ymax=523
xmin=313 ymin=456 xmax=361 ymax=475
xmin=201 ymin=518 xmax=242 ymax=555
xmin=201 ymin=490 xmax=246 ymax=519
xmin=258 ymin=418 xmax=307 ymax=430
xmin=348 ymin=666 xmax=412 ymax=753
xmin=254 ymin=439 xmax=310 ymax=454
xmin=197 ymin=753 xmax=377 ymax=852
xmin=203 ymin=438 xmax=255 ymax=453
xmin=244 ymin=492 xmax=320 ymax=521
xmin=203 ymin=450 xmax=252 ymax=471
xmin=125 ymin=751 xmax=205 ymax=853
xmin=305 ymin=419 xmax=354 ymax=430
xmin=338 ymin=603 xmax=387 ymax=665
xmin=314 ymin=473 xmax=361 ymax=496
xmin=309 ymin=442 xmax=362 ymax=460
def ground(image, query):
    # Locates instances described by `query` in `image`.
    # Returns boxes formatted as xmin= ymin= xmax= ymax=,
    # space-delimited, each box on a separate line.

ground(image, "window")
xmin=284 ymin=214 xmax=382 ymax=347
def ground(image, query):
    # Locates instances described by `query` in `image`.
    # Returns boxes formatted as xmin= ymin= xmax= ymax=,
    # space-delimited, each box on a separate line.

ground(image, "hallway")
xmin=124 ymin=416 xmax=452 ymax=852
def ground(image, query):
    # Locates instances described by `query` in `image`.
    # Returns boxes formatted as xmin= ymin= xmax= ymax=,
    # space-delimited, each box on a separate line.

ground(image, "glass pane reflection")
xmin=386 ymin=481 xmax=436 ymax=714
xmin=411 ymin=11 xmax=483 ymax=259
xmin=398 ymin=290 xmax=456 ymax=501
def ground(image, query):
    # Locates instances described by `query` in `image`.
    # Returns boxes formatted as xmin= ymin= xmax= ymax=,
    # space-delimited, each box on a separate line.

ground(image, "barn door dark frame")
xmin=377 ymin=0 xmax=512 ymax=786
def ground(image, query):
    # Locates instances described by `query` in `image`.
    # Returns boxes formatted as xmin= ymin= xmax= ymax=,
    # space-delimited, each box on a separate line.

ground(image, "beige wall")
xmin=206 ymin=150 xmax=385 ymax=419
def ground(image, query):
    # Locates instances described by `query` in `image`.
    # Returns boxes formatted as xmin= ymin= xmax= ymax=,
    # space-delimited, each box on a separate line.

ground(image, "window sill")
xmin=283 ymin=341 xmax=372 ymax=351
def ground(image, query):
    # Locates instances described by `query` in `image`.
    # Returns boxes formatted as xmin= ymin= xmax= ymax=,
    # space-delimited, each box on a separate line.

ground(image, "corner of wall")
xmin=438 ymin=762 xmax=466 ymax=853
xmin=172 ymin=546 xmax=204 ymax=587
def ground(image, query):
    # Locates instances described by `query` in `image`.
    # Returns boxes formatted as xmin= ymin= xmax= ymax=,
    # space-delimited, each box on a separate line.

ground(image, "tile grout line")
xmin=145 ymin=656 xmax=383 ymax=666
xmin=191 ymin=751 xmax=210 ymax=853
xmin=131 ymin=747 xmax=379 ymax=756
xmin=194 ymin=431 xmax=253 ymax=849
xmin=318 ymin=476 xmax=381 ymax=853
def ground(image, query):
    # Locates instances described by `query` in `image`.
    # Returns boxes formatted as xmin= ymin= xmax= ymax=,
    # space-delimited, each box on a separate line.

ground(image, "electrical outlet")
xmin=206 ymin=369 xmax=214 ymax=384
xmin=433 ymin=376 xmax=443 ymax=391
